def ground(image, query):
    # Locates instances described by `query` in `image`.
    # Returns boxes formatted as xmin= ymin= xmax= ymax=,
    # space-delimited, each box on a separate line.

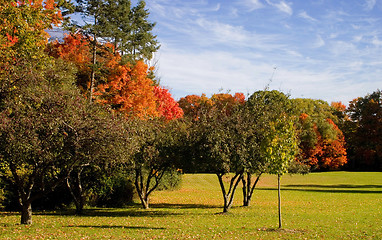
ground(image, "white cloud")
xmin=313 ymin=35 xmax=325 ymax=48
xmin=351 ymin=24 xmax=361 ymax=30
xmin=156 ymin=49 xmax=273 ymax=98
xmin=353 ymin=35 xmax=363 ymax=42
xmin=364 ymin=0 xmax=377 ymax=11
xmin=147 ymin=0 xmax=382 ymax=104
xmin=212 ymin=3 xmax=221 ymax=12
xmin=298 ymin=11 xmax=317 ymax=22
xmin=238 ymin=0 xmax=265 ymax=12
xmin=330 ymin=41 xmax=358 ymax=57
xmin=265 ymin=0 xmax=293 ymax=15
xmin=195 ymin=19 xmax=250 ymax=44
xmin=372 ymin=36 xmax=382 ymax=46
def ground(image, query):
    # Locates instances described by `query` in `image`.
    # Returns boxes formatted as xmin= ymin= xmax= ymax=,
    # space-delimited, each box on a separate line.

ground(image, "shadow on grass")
xmin=150 ymin=203 xmax=220 ymax=209
xmin=258 ymin=184 xmax=382 ymax=194
xmin=285 ymin=184 xmax=382 ymax=189
xmin=36 ymin=203 xmax=220 ymax=218
xmin=67 ymin=225 xmax=165 ymax=230
xmin=257 ymin=227 xmax=308 ymax=234
xmin=55 ymin=208 xmax=182 ymax=218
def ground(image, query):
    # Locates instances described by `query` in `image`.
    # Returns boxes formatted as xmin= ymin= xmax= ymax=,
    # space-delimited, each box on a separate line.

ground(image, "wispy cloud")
xmin=372 ymin=36 xmax=382 ymax=46
xmin=146 ymin=0 xmax=382 ymax=104
xmin=314 ymin=35 xmax=325 ymax=48
xmin=195 ymin=19 xmax=250 ymax=44
xmin=298 ymin=11 xmax=317 ymax=22
xmin=238 ymin=0 xmax=265 ymax=12
xmin=212 ymin=3 xmax=221 ymax=12
xmin=265 ymin=0 xmax=293 ymax=15
xmin=364 ymin=0 xmax=376 ymax=11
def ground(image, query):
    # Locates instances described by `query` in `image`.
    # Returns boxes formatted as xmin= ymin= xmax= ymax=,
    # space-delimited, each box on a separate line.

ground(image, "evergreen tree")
xmin=127 ymin=0 xmax=159 ymax=61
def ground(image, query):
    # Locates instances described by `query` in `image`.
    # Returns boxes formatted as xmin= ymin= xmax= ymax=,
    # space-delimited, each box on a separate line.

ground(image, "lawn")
xmin=1 ymin=172 xmax=381 ymax=239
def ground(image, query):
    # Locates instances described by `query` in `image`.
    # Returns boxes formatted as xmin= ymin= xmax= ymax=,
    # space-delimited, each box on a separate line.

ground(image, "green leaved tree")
xmin=261 ymin=116 xmax=299 ymax=229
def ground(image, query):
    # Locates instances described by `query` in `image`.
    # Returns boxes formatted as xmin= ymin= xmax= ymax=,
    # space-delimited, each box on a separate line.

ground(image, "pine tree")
xmin=127 ymin=0 xmax=160 ymax=61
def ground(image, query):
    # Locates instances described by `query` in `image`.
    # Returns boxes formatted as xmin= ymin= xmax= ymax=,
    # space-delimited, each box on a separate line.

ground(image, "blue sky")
xmin=137 ymin=0 xmax=382 ymax=104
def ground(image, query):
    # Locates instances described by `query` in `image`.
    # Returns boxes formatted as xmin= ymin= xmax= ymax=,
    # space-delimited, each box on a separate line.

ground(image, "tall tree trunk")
xmin=67 ymin=168 xmax=85 ymax=215
xmin=216 ymin=172 xmax=243 ymax=213
xmin=135 ymin=168 xmax=150 ymax=209
xmin=20 ymin=200 xmax=32 ymax=225
xmin=89 ymin=39 xmax=96 ymax=103
xmin=89 ymin=17 xmax=98 ymax=103
xmin=134 ymin=167 xmax=166 ymax=209
xmin=278 ymin=174 xmax=282 ymax=229
xmin=242 ymin=172 xmax=262 ymax=206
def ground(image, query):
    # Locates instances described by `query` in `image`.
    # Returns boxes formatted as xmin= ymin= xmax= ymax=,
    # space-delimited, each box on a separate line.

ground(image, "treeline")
xmin=0 ymin=0 xmax=381 ymax=225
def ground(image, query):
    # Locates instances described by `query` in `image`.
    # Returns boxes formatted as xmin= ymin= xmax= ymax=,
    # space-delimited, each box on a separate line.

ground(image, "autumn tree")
xmin=154 ymin=86 xmax=184 ymax=120
xmin=178 ymin=94 xmax=214 ymax=120
xmin=345 ymin=90 xmax=382 ymax=170
xmin=0 ymin=0 xmax=62 ymax=104
xmin=46 ymin=33 xmax=92 ymax=92
xmin=71 ymin=0 xmax=159 ymax=101
xmin=180 ymin=93 xmax=246 ymax=213
xmin=48 ymin=33 xmax=180 ymax=120
xmin=292 ymin=99 xmax=347 ymax=170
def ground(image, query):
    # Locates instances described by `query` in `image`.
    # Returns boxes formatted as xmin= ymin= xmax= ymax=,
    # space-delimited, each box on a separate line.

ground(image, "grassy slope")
xmin=0 ymin=172 xmax=381 ymax=239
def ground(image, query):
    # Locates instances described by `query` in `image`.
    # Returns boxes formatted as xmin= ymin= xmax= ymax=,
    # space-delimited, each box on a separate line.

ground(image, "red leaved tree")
xmin=48 ymin=33 xmax=183 ymax=120
xmin=153 ymin=86 xmax=183 ymax=120
xmin=297 ymin=113 xmax=347 ymax=170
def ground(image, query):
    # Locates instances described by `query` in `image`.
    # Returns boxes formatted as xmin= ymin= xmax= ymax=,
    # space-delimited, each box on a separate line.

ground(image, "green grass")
xmin=1 ymin=172 xmax=381 ymax=239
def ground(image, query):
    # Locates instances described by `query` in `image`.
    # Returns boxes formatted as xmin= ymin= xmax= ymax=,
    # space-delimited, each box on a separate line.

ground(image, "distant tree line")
xmin=0 ymin=0 xmax=380 ymax=226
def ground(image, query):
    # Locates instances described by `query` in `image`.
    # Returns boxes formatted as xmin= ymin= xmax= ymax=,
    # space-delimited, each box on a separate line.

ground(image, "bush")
xmin=157 ymin=169 xmax=182 ymax=191
xmin=92 ymin=171 xmax=135 ymax=208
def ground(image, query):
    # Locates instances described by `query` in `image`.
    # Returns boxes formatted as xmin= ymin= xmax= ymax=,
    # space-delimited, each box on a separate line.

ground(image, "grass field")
xmin=1 ymin=172 xmax=381 ymax=239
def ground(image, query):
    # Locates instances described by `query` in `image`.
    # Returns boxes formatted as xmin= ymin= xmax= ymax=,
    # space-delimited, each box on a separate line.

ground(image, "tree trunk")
xmin=20 ymin=201 xmax=32 ymax=225
xmin=89 ymin=17 xmax=98 ymax=103
xmin=134 ymin=167 xmax=166 ymax=210
xmin=67 ymin=169 xmax=86 ymax=215
xmin=135 ymin=168 xmax=150 ymax=209
xmin=242 ymin=172 xmax=262 ymax=207
xmin=89 ymin=39 xmax=96 ymax=103
xmin=217 ymin=172 xmax=243 ymax=213
xmin=278 ymin=174 xmax=282 ymax=229
xmin=135 ymin=184 xmax=150 ymax=209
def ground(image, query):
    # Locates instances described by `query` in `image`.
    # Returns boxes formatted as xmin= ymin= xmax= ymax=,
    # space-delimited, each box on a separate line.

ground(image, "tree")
xmin=0 ymin=59 xmax=85 ymax=224
xmin=72 ymin=0 xmax=159 ymax=101
xmin=131 ymin=118 xmax=185 ymax=209
xmin=180 ymin=93 xmax=246 ymax=213
xmin=153 ymin=86 xmax=184 ymax=120
xmin=178 ymin=94 xmax=214 ymax=120
xmin=261 ymin=115 xmax=299 ymax=229
xmin=63 ymin=107 xmax=131 ymax=215
xmin=99 ymin=0 xmax=160 ymax=60
xmin=345 ymin=90 xmax=382 ymax=170
xmin=292 ymin=99 xmax=347 ymax=170
xmin=48 ymin=33 xmax=180 ymax=120
xmin=240 ymin=90 xmax=293 ymax=207
xmin=46 ymin=33 xmax=92 ymax=92
xmin=74 ymin=0 xmax=107 ymax=102
xmin=0 ymin=0 xmax=62 ymax=105
xmin=96 ymin=58 xmax=157 ymax=118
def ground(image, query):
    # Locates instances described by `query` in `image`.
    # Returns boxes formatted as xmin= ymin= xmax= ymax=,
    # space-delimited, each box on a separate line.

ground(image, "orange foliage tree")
xmin=178 ymin=92 xmax=245 ymax=119
xmin=1 ymin=0 xmax=62 ymax=97
xmin=48 ymin=33 xmax=182 ymax=120
xmin=297 ymin=113 xmax=347 ymax=170
xmin=96 ymin=59 xmax=159 ymax=118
